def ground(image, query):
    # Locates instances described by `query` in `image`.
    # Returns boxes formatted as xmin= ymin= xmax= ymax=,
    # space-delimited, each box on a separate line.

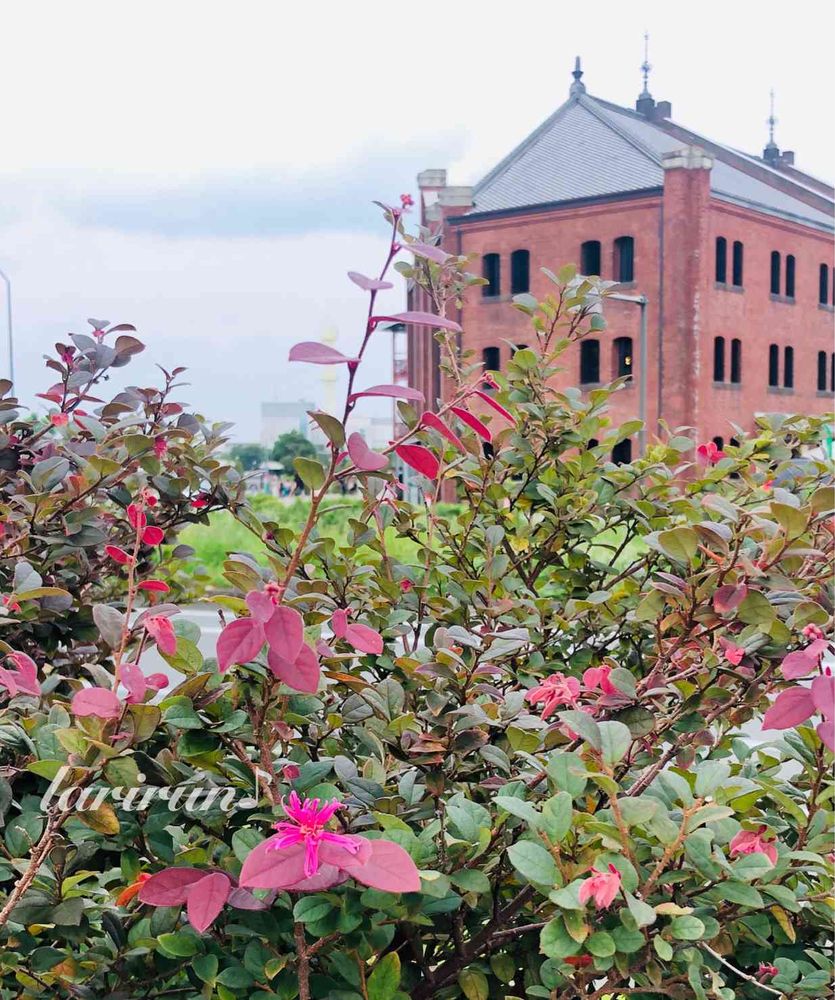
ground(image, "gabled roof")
xmin=468 ymin=92 xmax=834 ymax=232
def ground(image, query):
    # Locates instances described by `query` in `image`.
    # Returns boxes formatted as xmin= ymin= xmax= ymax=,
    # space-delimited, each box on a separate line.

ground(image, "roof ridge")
xmin=578 ymin=94 xmax=664 ymax=167
xmin=472 ymin=95 xmax=579 ymax=196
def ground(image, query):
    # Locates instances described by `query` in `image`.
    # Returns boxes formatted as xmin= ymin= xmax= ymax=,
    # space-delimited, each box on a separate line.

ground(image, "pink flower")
xmin=50 ymin=412 xmax=69 ymax=427
xmin=400 ymin=193 xmax=414 ymax=209
xmin=757 ymin=964 xmax=778 ymax=981
xmin=729 ymin=825 xmax=778 ymax=866
xmin=719 ymin=637 xmax=746 ymax=666
xmin=525 ymin=672 xmax=581 ymax=719
xmin=578 ymin=864 xmax=622 ymax=909
xmin=583 ymin=665 xmax=617 ymax=695
xmin=239 ymin=794 xmax=421 ymax=894
xmin=153 ymin=437 xmax=168 ymax=458
xmin=400 ymin=579 xmax=413 ymax=593
xmin=2 ymin=595 xmax=20 ymax=613
xmin=803 ymin=624 xmax=825 ymax=641
xmin=697 ymin=441 xmax=725 ymax=464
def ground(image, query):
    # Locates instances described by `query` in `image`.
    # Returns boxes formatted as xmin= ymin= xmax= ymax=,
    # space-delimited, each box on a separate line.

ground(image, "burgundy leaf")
xmin=762 ymin=687 xmax=816 ymax=730
xmin=395 ymin=444 xmax=440 ymax=479
xmin=473 ymin=389 xmax=514 ymax=422
xmin=373 ymin=311 xmax=462 ymax=333
xmin=267 ymin=644 xmax=321 ymax=693
xmin=186 ymin=872 xmax=231 ymax=933
xmin=347 ymin=839 xmax=421 ymax=893
xmin=216 ymin=618 xmax=265 ymax=673
xmin=71 ymin=687 xmax=122 ymax=720
xmin=288 ymin=342 xmax=358 ymax=365
xmin=347 ymin=432 xmax=388 ymax=472
xmin=139 ymin=867 xmax=206 ymax=906
xmin=263 ymin=605 xmax=305 ymax=663
xmin=420 ymin=411 xmax=465 ymax=452
xmin=239 ymin=839 xmax=308 ymax=889
xmin=331 ymin=609 xmax=348 ymax=639
xmin=811 ymin=673 xmax=835 ymax=718
xmin=713 ymin=584 xmax=748 ymax=616
xmin=227 ymin=886 xmax=271 ymax=910
xmin=344 ymin=623 xmax=384 ymax=656
xmin=781 ymin=640 xmax=828 ymax=680
xmin=451 ymin=406 xmax=491 ymax=442
xmin=349 ymin=384 xmax=424 ymax=404
xmin=347 ymin=271 xmax=393 ymax=291
xmin=403 ymin=242 xmax=450 ymax=264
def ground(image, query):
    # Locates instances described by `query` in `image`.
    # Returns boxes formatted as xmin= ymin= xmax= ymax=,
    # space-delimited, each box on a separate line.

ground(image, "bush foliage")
xmin=0 ymin=205 xmax=832 ymax=1000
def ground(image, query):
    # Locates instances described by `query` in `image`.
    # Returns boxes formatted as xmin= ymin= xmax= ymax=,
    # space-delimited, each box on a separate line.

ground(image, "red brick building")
xmin=408 ymin=61 xmax=834 ymax=461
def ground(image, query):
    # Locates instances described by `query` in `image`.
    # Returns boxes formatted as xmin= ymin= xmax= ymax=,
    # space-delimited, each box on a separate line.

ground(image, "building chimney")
xmin=781 ymin=150 xmax=795 ymax=166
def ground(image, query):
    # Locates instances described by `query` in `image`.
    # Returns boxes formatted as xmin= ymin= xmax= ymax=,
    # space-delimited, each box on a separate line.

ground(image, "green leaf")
xmin=541 ymin=792 xmax=573 ymax=843
xmin=670 ymin=915 xmax=706 ymax=940
xmin=586 ymin=930 xmax=615 ymax=957
xmin=540 ymin=918 xmax=581 ymax=959
xmin=494 ymin=795 xmax=540 ymax=826
xmin=598 ymin=720 xmax=632 ymax=765
xmin=367 ymin=953 xmax=400 ymax=1000
xmin=293 ymin=895 xmax=334 ymax=923
xmin=546 ymin=752 xmax=587 ymax=797
xmin=657 ymin=526 xmax=698 ymax=565
xmin=507 ymin=840 xmax=558 ymax=885
xmin=694 ymin=759 xmax=731 ymax=797
xmin=653 ymin=936 xmax=673 ymax=961
xmin=458 ymin=968 xmax=489 ymax=1000
xmin=558 ymin=711 xmax=601 ymax=750
xmin=308 ymin=410 xmax=345 ymax=448
xmin=625 ymin=891 xmax=657 ymax=928
xmin=293 ymin=457 xmax=326 ymax=491
xmin=193 ymin=954 xmax=219 ymax=983
xmin=450 ymin=869 xmax=491 ymax=894
xmin=157 ymin=931 xmax=199 ymax=957
xmin=617 ymin=797 xmax=658 ymax=827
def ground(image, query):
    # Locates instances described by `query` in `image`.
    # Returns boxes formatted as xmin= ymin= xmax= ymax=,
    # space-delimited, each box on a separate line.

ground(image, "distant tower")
xmin=319 ymin=328 xmax=339 ymax=416
xmin=636 ymin=32 xmax=656 ymax=116
xmin=763 ymin=89 xmax=781 ymax=165
xmin=569 ymin=56 xmax=586 ymax=96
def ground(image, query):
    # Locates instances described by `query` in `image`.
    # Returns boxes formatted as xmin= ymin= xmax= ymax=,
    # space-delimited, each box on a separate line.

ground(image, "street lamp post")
xmin=0 ymin=268 xmax=13 ymax=385
xmin=607 ymin=292 xmax=648 ymax=456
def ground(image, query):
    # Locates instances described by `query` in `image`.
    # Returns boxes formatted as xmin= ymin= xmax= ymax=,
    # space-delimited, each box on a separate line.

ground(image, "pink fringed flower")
xmin=578 ymin=864 xmax=621 ymax=909
xmin=757 ymin=963 xmax=778 ymax=981
xmin=525 ymin=672 xmax=581 ymax=719
xmin=729 ymin=825 xmax=778 ymax=865
xmin=269 ymin=792 xmax=361 ymax=879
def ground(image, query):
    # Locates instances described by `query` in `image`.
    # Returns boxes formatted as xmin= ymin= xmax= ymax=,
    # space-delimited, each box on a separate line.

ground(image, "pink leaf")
xmin=146 ymin=673 xmax=169 ymax=690
xmin=331 ymin=609 xmax=348 ymax=639
xmin=285 ymin=864 xmax=348 ymax=892
xmin=403 ymin=242 xmax=450 ymax=264
xmin=420 ymin=411 xmax=465 ymax=452
xmin=373 ymin=311 xmax=462 ymax=333
xmin=216 ymin=618 xmax=265 ymax=673
xmin=288 ymin=342 xmax=358 ymax=365
xmin=264 ymin=606 xmax=305 ymax=663
xmin=348 ymin=839 xmax=421 ymax=893
xmin=781 ymin=639 xmax=828 ymax=680
xmin=138 ymin=580 xmax=170 ymax=593
xmin=713 ymin=584 xmax=748 ymax=615
xmin=816 ymin=717 xmax=835 ymax=751
xmin=347 ymin=271 xmax=393 ymax=292
xmin=139 ymin=867 xmax=206 ymax=906
xmin=142 ymin=525 xmax=164 ymax=546
xmin=8 ymin=652 xmax=38 ymax=687
xmin=349 ymin=384 xmax=424 ymax=404
xmin=811 ymin=673 xmax=835 ymax=718
xmin=143 ymin=615 xmax=177 ymax=656
xmin=451 ymin=406 xmax=491 ymax=442
xmin=267 ymin=644 xmax=321 ymax=693
xmin=119 ymin=662 xmax=147 ymax=703
xmin=395 ymin=444 xmax=440 ymax=479
xmin=347 ymin=432 xmax=388 ymax=472
xmin=344 ymin=623 xmax=384 ymax=656
xmin=105 ymin=545 xmax=133 ymax=565
xmin=71 ymin=687 xmax=123 ymax=719
xmin=762 ymin=687 xmax=816 ymax=730
xmin=239 ymin=840 xmax=308 ymax=890
xmin=227 ymin=886 xmax=271 ymax=910
xmin=473 ymin=389 xmax=514 ymax=422
xmin=186 ymin=872 xmax=231 ymax=933
xmin=246 ymin=590 xmax=276 ymax=624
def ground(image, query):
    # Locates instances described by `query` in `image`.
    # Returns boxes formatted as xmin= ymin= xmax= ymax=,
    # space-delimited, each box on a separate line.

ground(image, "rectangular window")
xmin=785 ymin=255 xmax=796 ymax=299
xmin=770 ymin=252 xmax=781 ymax=295
xmin=580 ymin=339 xmax=600 ymax=384
xmin=768 ymin=344 xmax=779 ymax=387
xmin=614 ymin=337 xmax=633 ymax=379
xmin=732 ymin=241 xmax=744 ymax=287
xmin=783 ymin=346 xmax=794 ymax=388
xmin=482 ymin=253 xmax=500 ymax=297
xmin=580 ymin=240 xmax=601 ymax=276
xmin=482 ymin=346 xmax=500 ymax=373
xmin=818 ymin=351 xmax=827 ymax=391
xmin=510 ymin=250 xmax=530 ymax=294
xmin=713 ymin=336 xmax=725 ymax=382
xmin=715 ymin=237 xmax=727 ymax=283
xmin=614 ymin=237 xmax=635 ymax=282
xmin=730 ymin=339 xmax=741 ymax=384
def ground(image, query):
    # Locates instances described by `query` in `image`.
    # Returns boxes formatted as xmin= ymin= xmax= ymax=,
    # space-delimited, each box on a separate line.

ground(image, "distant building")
xmin=260 ymin=400 xmax=315 ymax=448
xmin=409 ymin=58 xmax=834 ymax=459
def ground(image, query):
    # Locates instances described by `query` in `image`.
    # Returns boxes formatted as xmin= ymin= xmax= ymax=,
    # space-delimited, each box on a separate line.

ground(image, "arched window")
xmin=580 ymin=240 xmax=602 ymax=276
xmin=732 ymin=241 xmax=744 ymax=287
xmin=482 ymin=253 xmax=500 ymax=297
xmin=783 ymin=346 xmax=794 ymax=388
xmin=818 ymin=351 xmax=828 ymax=391
xmin=612 ymin=439 xmax=632 ymax=465
xmin=730 ymin=338 xmax=742 ymax=384
xmin=770 ymin=251 xmax=781 ymax=295
xmin=768 ymin=344 xmax=780 ymax=387
xmin=785 ymin=255 xmax=796 ymax=298
xmin=820 ymin=264 xmax=830 ymax=306
xmin=482 ymin=346 xmax=501 ymax=374
xmin=614 ymin=236 xmax=635 ymax=282
xmin=715 ymin=237 xmax=727 ymax=283
xmin=713 ymin=336 xmax=725 ymax=382
xmin=580 ymin=339 xmax=600 ymax=384
xmin=613 ymin=336 xmax=633 ymax=379
xmin=510 ymin=250 xmax=530 ymax=294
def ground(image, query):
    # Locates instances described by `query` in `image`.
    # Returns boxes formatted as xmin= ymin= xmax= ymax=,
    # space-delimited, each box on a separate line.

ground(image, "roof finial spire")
xmin=763 ymin=88 xmax=781 ymax=164
xmin=640 ymin=31 xmax=652 ymax=99
xmin=570 ymin=56 xmax=586 ymax=96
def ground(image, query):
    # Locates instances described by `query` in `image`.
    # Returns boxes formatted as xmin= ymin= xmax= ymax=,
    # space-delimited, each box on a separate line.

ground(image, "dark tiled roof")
xmin=468 ymin=94 xmax=834 ymax=232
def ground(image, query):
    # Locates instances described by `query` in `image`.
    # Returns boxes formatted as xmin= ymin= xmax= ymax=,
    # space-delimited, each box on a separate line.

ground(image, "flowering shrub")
xmin=0 ymin=204 xmax=832 ymax=1000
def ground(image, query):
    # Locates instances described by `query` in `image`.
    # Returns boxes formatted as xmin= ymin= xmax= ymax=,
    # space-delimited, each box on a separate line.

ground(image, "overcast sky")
xmin=2 ymin=0 xmax=833 ymax=441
